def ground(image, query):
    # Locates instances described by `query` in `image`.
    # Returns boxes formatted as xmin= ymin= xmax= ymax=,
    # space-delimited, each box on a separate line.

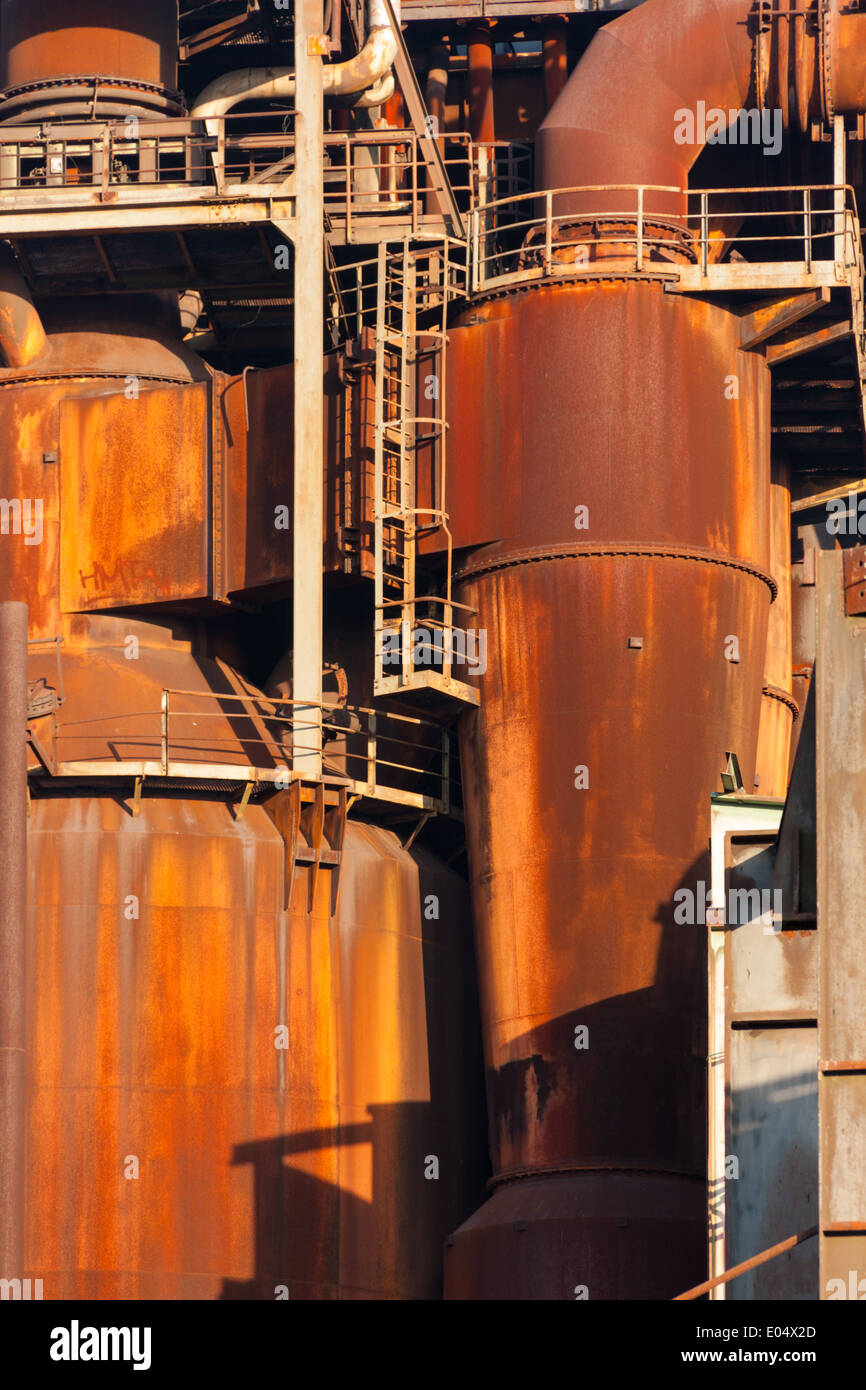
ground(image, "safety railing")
xmin=0 ymin=116 xmax=529 ymax=220
xmin=468 ymin=183 xmax=863 ymax=292
xmin=0 ymin=117 xmax=215 ymax=191
xmin=0 ymin=111 xmax=300 ymax=193
xmin=32 ymin=687 xmax=459 ymax=815
xmin=328 ymin=238 xmax=468 ymax=340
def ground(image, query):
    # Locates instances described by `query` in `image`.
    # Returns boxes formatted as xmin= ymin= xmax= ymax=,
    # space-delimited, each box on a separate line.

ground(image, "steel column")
xmin=0 ymin=602 xmax=28 ymax=1284
xmin=293 ymin=0 xmax=325 ymax=778
xmin=816 ymin=548 xmax=866 ymax=1296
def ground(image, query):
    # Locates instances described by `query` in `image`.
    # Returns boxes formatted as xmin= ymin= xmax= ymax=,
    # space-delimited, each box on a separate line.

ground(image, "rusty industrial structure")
xmin=0 ymin=0 xmax=865 ymax=1303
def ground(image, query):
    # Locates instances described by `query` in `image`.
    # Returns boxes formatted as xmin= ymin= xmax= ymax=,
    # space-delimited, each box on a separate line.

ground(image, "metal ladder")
xmin=372 ymin=238 xmax=479 ymax=705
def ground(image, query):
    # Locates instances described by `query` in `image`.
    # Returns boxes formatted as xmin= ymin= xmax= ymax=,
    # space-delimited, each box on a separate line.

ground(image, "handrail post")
xmin=804 ymin=187 xmax=812 ymax=273
xmin=441 ymin=729 xmax=450 ymax=815
xmin=216 ymin=117 xmax=225 ymax=194
xmin=401 ymin=612 xmax=412 ymax=690
xmin=701 ymin=192 xmax=709 ymax=277
xmin=411 ymin=135 xmax=418 ymax=236
xmin=544 ymin=190 xmax=553 ymax=277
xmin=346 ymin=134 xmax=352 ymax=243
xmin=833 ymin=115 xmax=846 ymax=268
xmin=101 ymin=126 xmax=110 ymax=196
xmin=636 ymin=185 xmax=644 ymax=272
xmin=161 ymin=689 xmax=169 ymax=774
xmin=366 ymin=711 xmax=377 ymax=795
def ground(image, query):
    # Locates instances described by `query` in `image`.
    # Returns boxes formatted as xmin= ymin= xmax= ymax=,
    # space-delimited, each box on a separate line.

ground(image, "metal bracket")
xmin=843 ymin=544 xmax=866 ymax=614
xmin=234 ymin=779 xmax=254 ymax=820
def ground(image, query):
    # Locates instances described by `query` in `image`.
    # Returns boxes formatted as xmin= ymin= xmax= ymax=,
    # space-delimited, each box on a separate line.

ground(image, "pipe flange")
xmin=762 ymin=683 xmax=800 ymax=719
xmin=0 ymin=75 xmax=185 ymax=123
xmin=455 ymin=541 xmax=778 ymax=601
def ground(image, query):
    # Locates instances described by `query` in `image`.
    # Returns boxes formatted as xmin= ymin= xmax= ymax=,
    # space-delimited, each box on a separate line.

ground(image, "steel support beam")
xmin=739 ymin=289 xmax=830 ymax=350
xmin=293 ymin=0 xmax=325 ymax=778
xmin=0 ymin=603 xmax=28 ymax=1286
xmin=816 ymin=549 xmax=866 ymax=1295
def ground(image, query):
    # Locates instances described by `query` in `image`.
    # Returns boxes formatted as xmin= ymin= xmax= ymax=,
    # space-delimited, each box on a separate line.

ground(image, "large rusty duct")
xmin=0 ymin=0 xmax=182 ymax=121
xmin=443 ymin=0 xmax=866 ymax=1300
xmin=0 ymin=1 xmax=486 ymax=1300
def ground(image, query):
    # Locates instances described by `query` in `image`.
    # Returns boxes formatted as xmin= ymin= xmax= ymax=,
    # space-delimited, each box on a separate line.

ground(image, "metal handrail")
xmin=37 ymin=687 xmax=457 ymax=814
xmin=468 ymin=182 xmax=862 ymax=292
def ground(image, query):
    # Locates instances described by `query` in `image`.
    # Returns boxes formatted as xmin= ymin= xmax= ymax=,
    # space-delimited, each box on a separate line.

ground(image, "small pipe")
xmin=466 ymin=22 xmax=494 ymax=145
xmin=673 ymin=1226 xmax=818 ymax=1301
xmin=425 ymin=41 xmax=449 ymax=214
xmin=0 ymin=249 xmax=46 ymax=369
xmin=542 ymin=20 xmax=568 ymax=110
xmin=191 ymin=1 xmax=402 ymax=121
xmin=0 ymin=602 xmax=29 ymax=1285
xmin=425 ymin=41 xmax=449 ymax=135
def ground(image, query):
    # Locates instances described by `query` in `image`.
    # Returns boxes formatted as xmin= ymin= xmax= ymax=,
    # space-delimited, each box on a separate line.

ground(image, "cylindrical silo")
xmin=444 ymin=281 xmax=773 ymax=1299
xmin=0 ymin=0 xmax=180 ymax=122
xmin=25 ymin=790 xmax=484 ymax=1298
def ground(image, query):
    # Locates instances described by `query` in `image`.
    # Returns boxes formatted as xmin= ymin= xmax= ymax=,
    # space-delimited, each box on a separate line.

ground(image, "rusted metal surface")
xmin=756 ymin=461 xmax=795 ymax=798
xmin=0 ymin=602 xmax=28 ymax=1286
xmin=0 ymin=297 xmax=206 ymax=641
xmin=444 ymin=282 xmax=772 ymax=560
xmin=536 ymin=0 xmax=866 ymax=220
xmin=0 ymin=248 xmax=46 ymax=367
xmin=26 ymin=622 xmax=286 ymax=774
xmin=445 ymin=279 xmax=773 ymax=1299
xmin=23 ymin=802 xmax=484 ymax=1297
xmin=60 ymin=382 xmax=211 ymax=611
xmin=217 ymin=350 xmax=370 ymax=596
xmin=0 ymin=0 xmax=180 ymax=122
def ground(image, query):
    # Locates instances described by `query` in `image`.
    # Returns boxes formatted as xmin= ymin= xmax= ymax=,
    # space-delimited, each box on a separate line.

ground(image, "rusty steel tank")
xmin=0 ymin=267 xmax=485 ymax=1295
xmin=25 ymin=753 xmax=483 ymax=1298
xmin=441 ymin=0 xmax=866 ymax=1304
xmin=443 ymin=280 xmax=773 ymax=1300
xmin=0 ymin=0 xmax=181 ymax=123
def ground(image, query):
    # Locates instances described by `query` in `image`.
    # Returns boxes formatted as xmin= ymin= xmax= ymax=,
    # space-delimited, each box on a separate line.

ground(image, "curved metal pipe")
xmin=191 ymin=1 xmax=401 ymax=121
xmin=0 ymin=249 xmax=46 ymax=368
xmin=537 ymin=0 xmax=866 ymax=216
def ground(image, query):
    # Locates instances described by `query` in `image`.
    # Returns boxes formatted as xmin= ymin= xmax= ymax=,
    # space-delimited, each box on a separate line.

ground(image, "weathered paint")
xmin=0 ymin=296 xmax=206 ymax=639
xmin=445 ymin=280 xmax=773 ymax=1299
xmin=23 ymin=803 xmax=485 ymax=1298
xmin=0 ymin=0 xmax=178 ymax=103
xmin=756 ymin=461 xmax=795 ymax=798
